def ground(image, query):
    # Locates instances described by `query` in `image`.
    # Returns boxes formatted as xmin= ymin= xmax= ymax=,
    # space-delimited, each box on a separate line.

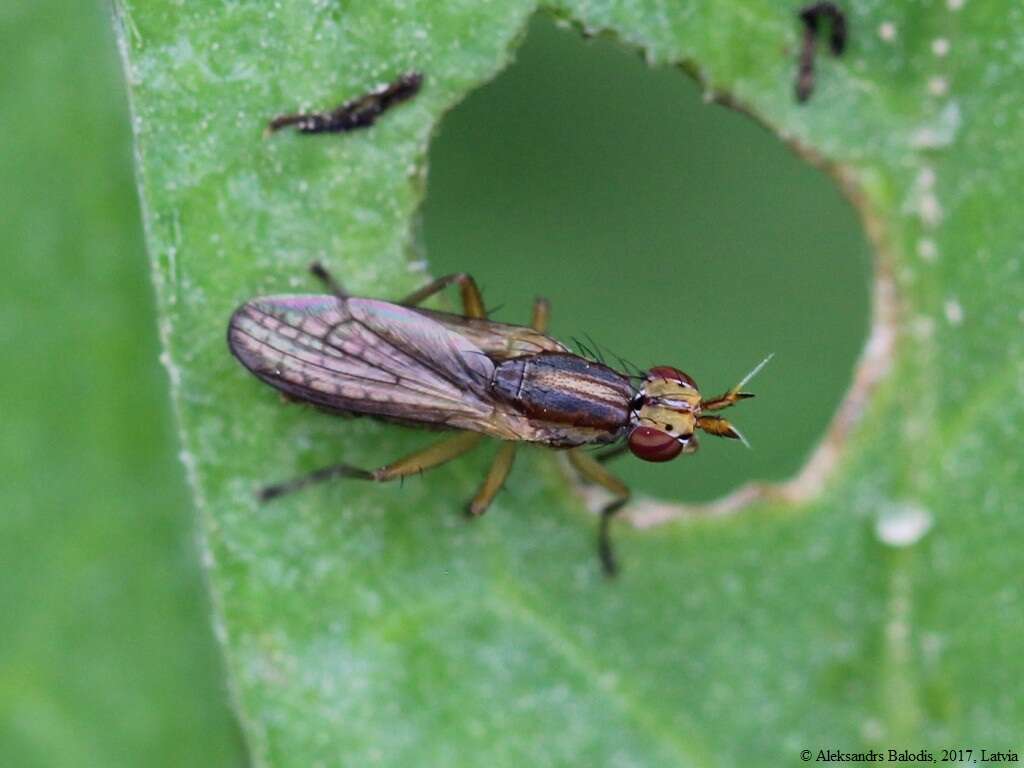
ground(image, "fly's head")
xmin=628 ymin=360 xmax=763 ymax=462
xmin=627 ymin=366 xmax=702 ymax=462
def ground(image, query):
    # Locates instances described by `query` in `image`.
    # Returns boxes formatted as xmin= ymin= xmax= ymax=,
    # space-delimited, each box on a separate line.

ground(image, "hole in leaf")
xmin=423 ymin=16 xmax=871 ymax=503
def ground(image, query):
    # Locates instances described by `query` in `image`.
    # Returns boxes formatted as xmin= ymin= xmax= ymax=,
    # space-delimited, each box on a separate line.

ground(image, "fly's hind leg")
xmin=259 ymin=432 xmax=483 ymax=501
xmin=567 ymin=449 xmax=631 ymax=577
xmin=307 ymin=261 xmax=485 ymax=319
xmin=399 ymin=273 xmax=486 ymax=319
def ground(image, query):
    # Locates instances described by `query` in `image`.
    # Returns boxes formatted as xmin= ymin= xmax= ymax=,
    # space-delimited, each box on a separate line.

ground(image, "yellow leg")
xmin=373 ymin=432 xmax=483 ymax=480
xmin=530 ymin=297 xmax=550 ymax=332
xmin=399 ymin=273 xmax=486 ymax=319
xmin=567 ymin=449 xmax=631 ymax=577
xmin=260 ymin=432 xmax=483 ymax=500
xmin=467 ymin=442 xmax=517 ymax=516
xmin=464 ymin=298 xmax=547 ymax=517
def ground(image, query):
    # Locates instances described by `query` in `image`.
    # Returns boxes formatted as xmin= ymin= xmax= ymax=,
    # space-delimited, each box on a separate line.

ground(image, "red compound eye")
xmin=646 ymin=366 xmax=697 ymax=390
xmin=628 ymin=426 xmax=684 ymax=462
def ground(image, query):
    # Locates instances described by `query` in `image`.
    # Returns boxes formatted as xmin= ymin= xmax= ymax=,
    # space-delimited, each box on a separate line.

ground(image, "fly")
xmin=228 ymin=263 xmax=769 ymax=576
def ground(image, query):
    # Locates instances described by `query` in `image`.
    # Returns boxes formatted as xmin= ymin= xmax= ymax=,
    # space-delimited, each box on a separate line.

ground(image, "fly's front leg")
xmin=567 ymin=449 xmax=630 ymax=577
xmin=467 ymin=442 xmax=517 ymax=516
xmin=259 ymin=432 xmax=483 ymax=501
xmin=594 ymin=443 xmax=629 ymax=464
xmin=399 ymin=273 xmax=486 ymax=319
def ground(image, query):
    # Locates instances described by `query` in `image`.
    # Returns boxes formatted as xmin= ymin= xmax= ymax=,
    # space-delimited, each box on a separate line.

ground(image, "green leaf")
xmin=115 ymin=0 xmax=1024 ymax=765
xmin=1 ymin=2 xmax=244 ymax=765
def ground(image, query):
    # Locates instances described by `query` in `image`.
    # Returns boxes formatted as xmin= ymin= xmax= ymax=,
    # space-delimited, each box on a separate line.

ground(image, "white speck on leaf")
xmin=922 ymin=195 xmax=942 ymax=225
xmin=878 ymin=22 xmax=897 ymax=42
xmin=928 ymin=76 xmax=949 ymax=96
xmin=944 ymin=298 xmax=964 ymax=325
xmin=910 ymin=101 xmax=962 ymax=149
xmin=861 ymin=718 xmax=885 ymax=741
xmin=875 ymin=502 xmax=934 ymax=547
xmin=917 ymin=239 xmax=938 ymax=262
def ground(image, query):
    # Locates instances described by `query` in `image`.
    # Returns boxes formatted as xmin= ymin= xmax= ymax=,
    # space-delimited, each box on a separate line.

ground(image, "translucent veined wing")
xmin=228 ymin=295 xmax=500 ymax=429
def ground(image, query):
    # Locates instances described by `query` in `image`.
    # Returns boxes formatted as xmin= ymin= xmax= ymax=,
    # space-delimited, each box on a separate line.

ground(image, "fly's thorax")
xmin=491 ymin=352 xmax=633 ymax=433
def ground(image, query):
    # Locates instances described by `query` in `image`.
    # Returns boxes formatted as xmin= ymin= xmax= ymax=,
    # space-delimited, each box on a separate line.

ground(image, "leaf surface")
xmin=115 ymin=0 xmax=1024 ymax=764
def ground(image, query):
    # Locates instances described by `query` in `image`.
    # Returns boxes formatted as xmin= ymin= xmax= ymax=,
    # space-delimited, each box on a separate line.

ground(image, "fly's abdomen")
xmin=492 ymin=353 xmax=633 ymax=433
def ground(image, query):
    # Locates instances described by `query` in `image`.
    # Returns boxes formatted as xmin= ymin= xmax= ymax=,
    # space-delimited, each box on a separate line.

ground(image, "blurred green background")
xmin=2 ymin=2 xmax=245 ymax=765
xmin=3 ymin=3 xmax=866 ymax=765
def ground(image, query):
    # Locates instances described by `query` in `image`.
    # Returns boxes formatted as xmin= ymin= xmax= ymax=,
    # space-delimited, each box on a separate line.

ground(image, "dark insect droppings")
xmin=795 ymin=2 xmax=848 ymax=103
xmin=267 ymin=71 xmax=424 ymax=135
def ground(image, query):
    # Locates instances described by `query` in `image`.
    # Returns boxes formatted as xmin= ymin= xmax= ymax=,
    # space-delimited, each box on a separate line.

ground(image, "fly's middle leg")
xmin=465 ymin=283 xmax=549 ymax=515
xmin=468 ymin=293 xmax=547 ymax=517
xmin=259 ymin=432 xmax=483 ymax=501
xmin=467 ymin=441 xmax=517 ymax=516
xmin=567 ymin=449 xmax=630 ymax=577
xmin=399 ymin=273 xmax=486 ymax=319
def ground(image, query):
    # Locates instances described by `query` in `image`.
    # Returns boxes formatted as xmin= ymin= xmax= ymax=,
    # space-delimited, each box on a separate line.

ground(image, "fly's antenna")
xmin=701 ymin=353 xmax=774 ymax=412
xmin=734 ymin=353 xmax=775 ymax=392
xmin=700 ymin=356 xmax=770 ymax=415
